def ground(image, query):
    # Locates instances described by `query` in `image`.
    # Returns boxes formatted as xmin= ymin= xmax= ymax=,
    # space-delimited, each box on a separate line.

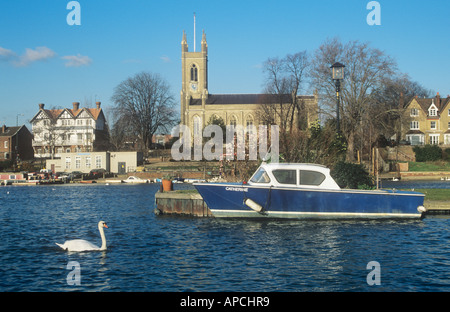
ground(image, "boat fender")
xmin=417 ymin=206 xmax=426 ymax=213
xmin=244 ymin=198 xmax=264 ymax=213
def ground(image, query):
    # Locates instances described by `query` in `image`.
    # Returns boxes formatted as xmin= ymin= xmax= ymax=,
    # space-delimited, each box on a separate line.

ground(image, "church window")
xmin=246 ymin=116 xmax=254 ymax=134
xmin=193 ymin=115 xmax=202 ymax=138
xmin=190 ymin=64 xmax=198 ymax=82
xmin=229 ymin=116 xmax=237 ymax=127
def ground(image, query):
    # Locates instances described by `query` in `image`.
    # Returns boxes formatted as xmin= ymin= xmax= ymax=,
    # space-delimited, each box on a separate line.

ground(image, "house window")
xmin=448 ymin=121 xmax=450 ymax=129
xmin=77 ymin=133 xmax=82 ymax=143
xmin=95 ymin=155 xmax=102 ymax=168
xmin=430 ymin=134 xmax=439 ymax=145
xmin=86 ymin=157 xmax=91 ymax=168
xmin=75 ymin=156 xmax=81 ymax=169
xmin=65 ymin=157 xmax=71 ymax=169
xmin=410 ymin=108 xmax=419 ymax=117
xmin=4 ymin=141 xmax=7 ymax=148
xmin=445 ymin=134 xmax=450 ymax=145
xmin=410 ymin=121 xmax=419 ymax=130
xmin=431 ymin=121 xmax=437 ymax=130
xmin=448 ymin=109 xmax=450 ymax=116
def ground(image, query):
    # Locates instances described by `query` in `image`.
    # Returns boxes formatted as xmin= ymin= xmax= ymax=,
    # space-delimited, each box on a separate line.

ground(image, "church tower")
xmin=180 ymin=30 xmax=208 ymax=126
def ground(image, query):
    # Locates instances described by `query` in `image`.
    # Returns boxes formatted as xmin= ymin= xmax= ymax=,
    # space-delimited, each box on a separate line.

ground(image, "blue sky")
xmin=1 ymin=0 xmax=449 ymax=127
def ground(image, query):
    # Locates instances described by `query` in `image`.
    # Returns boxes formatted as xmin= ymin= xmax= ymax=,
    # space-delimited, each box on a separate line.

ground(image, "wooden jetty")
xmin=424 ymin=201 xmax=450 ymax=216
xmin=154 ymin=190 xmax=212 ymax=217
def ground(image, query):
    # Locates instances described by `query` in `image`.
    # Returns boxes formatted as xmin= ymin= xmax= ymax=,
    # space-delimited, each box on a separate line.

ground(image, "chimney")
xmin=436 ymin=92 xmax=440 ymax=108
xmin=39 ymin=103 xmax=45 ymax=109
xmin=2 ymin=125 xmax=5 ymax=133
xmin=73 ymin=102 xmax=80 ymax=111
xmin=96 ymin=101 xmax=101 ymax=109
xmin=399 ymin=92 xmax=404 ymax=109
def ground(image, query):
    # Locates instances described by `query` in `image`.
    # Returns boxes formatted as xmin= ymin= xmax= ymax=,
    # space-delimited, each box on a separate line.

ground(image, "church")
xmin=180 ymin=30 xmax=319 ymax=138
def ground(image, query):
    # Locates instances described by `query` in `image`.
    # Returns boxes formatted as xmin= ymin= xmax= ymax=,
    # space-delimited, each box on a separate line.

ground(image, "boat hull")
xmin=194 ymin=183 xmax=425 ymax=220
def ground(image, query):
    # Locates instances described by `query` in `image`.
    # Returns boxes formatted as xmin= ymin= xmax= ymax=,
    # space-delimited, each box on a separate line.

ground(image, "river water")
xmin=0 ymin=181 xmax=449 ymax=292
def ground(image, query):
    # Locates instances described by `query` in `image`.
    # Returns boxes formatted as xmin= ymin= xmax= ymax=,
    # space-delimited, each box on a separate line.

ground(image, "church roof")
xmin=190 ymin=94 xmax=315 ymax=105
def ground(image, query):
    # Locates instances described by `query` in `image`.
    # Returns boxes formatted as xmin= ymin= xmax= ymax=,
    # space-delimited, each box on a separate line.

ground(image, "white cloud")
xmin=1 ymin=46 xmax=91 ymax=68
xmin=160 ymin=55 xmax=171 ymax=63
xmin=14 ymin=46 xmax=56 ymax=67
xmin=0 ymin=47 xmax=16 ymax=60
xmin=61 ymin=54 xmax=92 ymax=67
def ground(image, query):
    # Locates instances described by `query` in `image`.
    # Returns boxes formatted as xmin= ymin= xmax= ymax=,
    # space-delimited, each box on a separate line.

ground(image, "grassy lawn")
xmin=408 ymin=161 xmax=450 ymax=172
xmin=413 ymin=189 xmax=450 ymax=201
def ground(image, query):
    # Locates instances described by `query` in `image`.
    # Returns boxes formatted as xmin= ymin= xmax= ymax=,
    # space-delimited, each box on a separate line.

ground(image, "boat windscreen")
xmin=250 ymin=168 xmax=271 ymax=183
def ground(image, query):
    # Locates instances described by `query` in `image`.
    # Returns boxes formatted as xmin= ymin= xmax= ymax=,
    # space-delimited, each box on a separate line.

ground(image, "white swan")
xmin=56 ymin=221 xmax=108 ymax=252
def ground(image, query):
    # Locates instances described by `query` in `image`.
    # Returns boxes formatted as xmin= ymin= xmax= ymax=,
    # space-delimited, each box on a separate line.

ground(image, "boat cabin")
xmin=248 ymin=163 xmax=341 ymax=190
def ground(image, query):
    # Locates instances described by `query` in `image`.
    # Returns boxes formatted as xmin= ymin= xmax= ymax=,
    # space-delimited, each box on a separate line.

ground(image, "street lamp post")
xmin=331 ymin=62 xmax=345 ymax=133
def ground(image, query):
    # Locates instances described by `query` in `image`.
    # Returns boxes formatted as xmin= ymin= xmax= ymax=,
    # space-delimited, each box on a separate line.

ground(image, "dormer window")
xmin=428 ymin=100 xmax=438 ymax=117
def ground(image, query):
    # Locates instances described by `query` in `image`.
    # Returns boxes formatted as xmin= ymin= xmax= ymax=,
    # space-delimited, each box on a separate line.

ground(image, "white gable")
xmin=60 ymin=110 xmax=72 ymax=119
xmin=34 ymin=110 xmax=49 ymax=120
xmin=77 ymin=109 xmax=93 ymax=119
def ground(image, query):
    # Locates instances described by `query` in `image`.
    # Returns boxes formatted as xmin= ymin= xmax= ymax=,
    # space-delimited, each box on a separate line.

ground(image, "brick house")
xmin=0 ymin=125 xmax=34 ymax=162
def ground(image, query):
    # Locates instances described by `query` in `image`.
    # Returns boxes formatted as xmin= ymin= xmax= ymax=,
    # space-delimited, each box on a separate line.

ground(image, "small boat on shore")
xmin=194 ymin=163 xmax=426 ymax=220
xmin=122 ymin=176 xmax=149 ymax=183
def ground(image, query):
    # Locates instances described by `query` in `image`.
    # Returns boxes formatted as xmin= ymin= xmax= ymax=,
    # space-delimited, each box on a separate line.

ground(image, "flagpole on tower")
xmin=193 ymin=12 xmax=196 ymax=52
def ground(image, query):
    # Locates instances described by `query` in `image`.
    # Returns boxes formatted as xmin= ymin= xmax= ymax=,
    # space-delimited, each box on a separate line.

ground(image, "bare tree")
xmin=310 ymin=38 xmax=397 ymax=161
xmin=111 ymin=71 xmax=177 ymax=153
xmin=257 ymin=51 xmax=310 ymax=161
xmin=369 ymin=74 xmax=432 ymax=143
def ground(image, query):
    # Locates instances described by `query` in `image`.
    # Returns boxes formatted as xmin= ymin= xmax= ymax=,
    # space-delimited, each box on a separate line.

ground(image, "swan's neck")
xmin=99 ymin=226 xmax=107 ymax=250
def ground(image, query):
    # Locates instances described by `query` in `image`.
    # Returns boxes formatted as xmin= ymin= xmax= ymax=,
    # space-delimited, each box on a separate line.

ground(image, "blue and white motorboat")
xmin=194 ymin=163 xmax=426 ymax=219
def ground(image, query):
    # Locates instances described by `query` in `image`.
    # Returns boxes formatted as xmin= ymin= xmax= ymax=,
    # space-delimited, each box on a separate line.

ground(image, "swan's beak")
xmin=103 ymin=223 xmax=108 ymax=228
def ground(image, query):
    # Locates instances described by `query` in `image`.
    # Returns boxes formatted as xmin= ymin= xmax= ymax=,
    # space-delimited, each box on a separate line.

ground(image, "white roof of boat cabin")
xmin=253 ymin=162 xmax=340 ymax=189
xmin=260 ymin=163 xmax=329 ymax=171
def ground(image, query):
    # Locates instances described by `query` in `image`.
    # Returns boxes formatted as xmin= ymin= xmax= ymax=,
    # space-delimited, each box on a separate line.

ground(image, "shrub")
xmin=413 ymin=145 xmax=442 ymax=162
xmin=331 ymin=161 xmax=374 ymax=189
xmin=443 ymin=148 xmax=450 ymax=161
